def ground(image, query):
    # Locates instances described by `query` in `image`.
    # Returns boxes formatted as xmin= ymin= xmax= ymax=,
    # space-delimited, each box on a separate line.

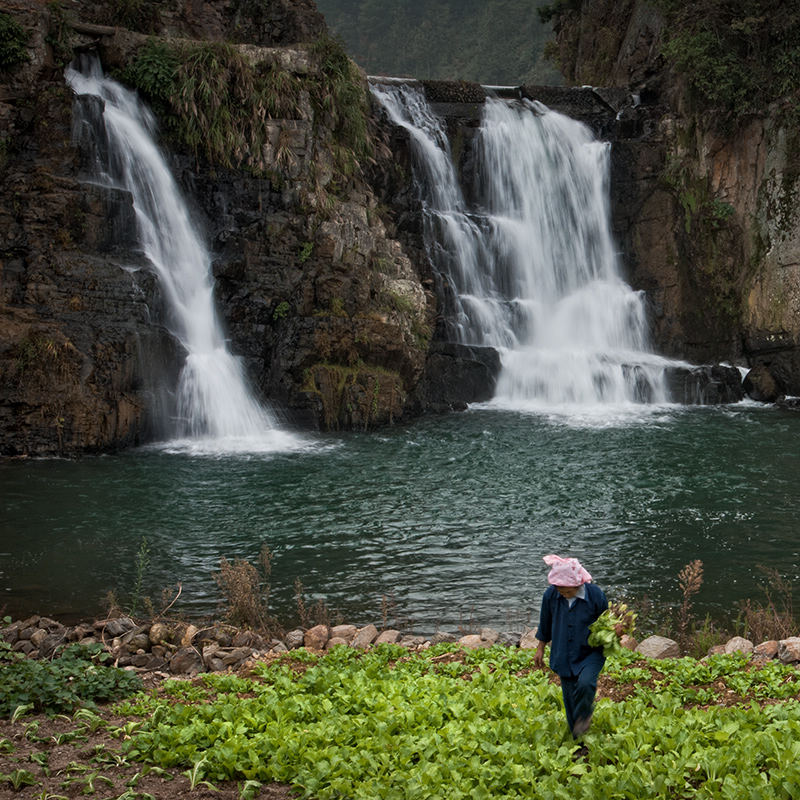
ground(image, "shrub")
xmin=0 ymin=11 xmax=29 ymax=72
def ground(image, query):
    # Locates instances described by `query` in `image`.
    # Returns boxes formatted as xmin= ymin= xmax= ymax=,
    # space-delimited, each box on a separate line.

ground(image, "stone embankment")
xmin=3 ymin=616 xmax=800 ymax=678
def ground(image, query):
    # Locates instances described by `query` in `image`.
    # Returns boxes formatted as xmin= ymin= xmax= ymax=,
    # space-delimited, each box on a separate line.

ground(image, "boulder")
xmin=458 ymin=634 xmax=489 ymax=650
xmin=635 ymin=635 xmax=680 ymax=659
xmin=399 ymin=635 xmax=427 ymax=648
xmin=351 ymin=624 xmax=379 ymax=650
xmin=169 ymin=647 xmax=204 ymax=675
xmin=778 ymin=637 xmax=800 ymax=664
xmin=480 ymin=628 xmax=500 ymax=645
xmin=620 ymin=634 xmax=638 ymax=651
xmin=148 ymin=622 xmax=169 ymax=646
xmin=101 ymin=617 xmax=136 ymax=638
xmin=327 ymin=637 xmax=350 ymax=649
xmin=330 ymin=624 xmax=358 ymax=643
xmin=724 ymin=636 xmax=754 ymax=655
xmin=754 ymin=640 xmax=779 ymax=659
xmin=375 ymin=629 xmax=402 ymax=644
xmin=284 ymin=629 xmax=305 ymax=650
xmin=743 ymin=365 xmax=781 ymax=402
xmin=304 ymin=624 xmax=330 ymax=650
xmin=519 ymin=628 xmax=539 ymax=650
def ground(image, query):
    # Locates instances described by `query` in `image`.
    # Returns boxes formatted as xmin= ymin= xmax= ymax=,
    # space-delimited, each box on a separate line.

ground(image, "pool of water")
xmin=1 ymin=403 xmax=798 ymax=635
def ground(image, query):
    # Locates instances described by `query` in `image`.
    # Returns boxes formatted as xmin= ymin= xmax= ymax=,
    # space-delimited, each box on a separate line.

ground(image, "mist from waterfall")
xmin=66 ymin=60 xmax=302 ymax=454
xmin=372 ymin=83 xmax=673 ymax=416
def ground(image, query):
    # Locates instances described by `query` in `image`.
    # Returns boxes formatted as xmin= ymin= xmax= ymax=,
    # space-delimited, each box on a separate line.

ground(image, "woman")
xmin=534 ymin=554 xmax=608 ymax=738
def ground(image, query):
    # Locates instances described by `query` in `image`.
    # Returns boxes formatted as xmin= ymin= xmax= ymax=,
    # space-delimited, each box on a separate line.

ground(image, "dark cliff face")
xmin=549 ymin=0 xmax=800 ymax=393
xmin=0 ymin=0 xmax=436 ymax=456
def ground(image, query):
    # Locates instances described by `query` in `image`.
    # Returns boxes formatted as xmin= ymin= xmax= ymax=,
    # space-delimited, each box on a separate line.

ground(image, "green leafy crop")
xmin=116 ymin=644 xmax=800 ymax=799
xmin=0 ymin=642 xmax=142 ymax=717
xmin=589 ymin=602 xmax=637 ymax=657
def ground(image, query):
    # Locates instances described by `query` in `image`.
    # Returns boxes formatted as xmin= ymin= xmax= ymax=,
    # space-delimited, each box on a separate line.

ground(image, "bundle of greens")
xmin=588 ymin=602 xmax=637 ymax=657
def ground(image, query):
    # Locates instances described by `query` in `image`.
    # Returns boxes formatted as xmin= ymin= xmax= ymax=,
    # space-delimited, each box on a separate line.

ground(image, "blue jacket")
xmin=535 ymin=583 xmax=608 ymax=677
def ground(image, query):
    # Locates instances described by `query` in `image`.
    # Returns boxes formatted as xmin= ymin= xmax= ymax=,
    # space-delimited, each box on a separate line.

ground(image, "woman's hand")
xmin=534 ymin=640 xmax=547 ymax=669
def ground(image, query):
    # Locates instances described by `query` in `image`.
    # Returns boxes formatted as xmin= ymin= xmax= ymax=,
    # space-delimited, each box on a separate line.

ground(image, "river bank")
xmin=4 ymin=612 xmax=800 ymax=681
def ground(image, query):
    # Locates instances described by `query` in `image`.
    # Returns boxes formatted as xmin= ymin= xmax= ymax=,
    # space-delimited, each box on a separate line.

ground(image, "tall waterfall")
xmin=372 ymin=83 xmax=670 ymax=413
xmin=67 ymin=61 xmax=300 ymax=453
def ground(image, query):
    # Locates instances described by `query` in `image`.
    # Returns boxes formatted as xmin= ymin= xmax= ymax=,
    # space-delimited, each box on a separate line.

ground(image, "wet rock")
xmin=724 ymin=636 xmax=754 ymax=655
xmin=304 ymin=624 xmax=330 ymax=650
xmin=743 ymin=365 xmax=781 ymax=402
xmin=635 ymin=635 xmax=680 ymax=659
xmin=351 ymin=624 xmax=379 ymax=650
xmin=778 ymin=637 xmax=800 ymax=664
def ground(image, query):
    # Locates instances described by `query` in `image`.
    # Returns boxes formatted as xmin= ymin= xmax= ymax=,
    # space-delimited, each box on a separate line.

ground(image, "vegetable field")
xmin=112 ymin=644 xmax=800 ymax=799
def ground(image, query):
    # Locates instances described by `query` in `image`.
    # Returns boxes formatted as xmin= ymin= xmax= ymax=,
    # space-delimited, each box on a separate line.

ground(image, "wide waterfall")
xmin=66 ymin=61 xmax=301 ymax=453
xmin=371 ymin=83 xmax=672 ymax=413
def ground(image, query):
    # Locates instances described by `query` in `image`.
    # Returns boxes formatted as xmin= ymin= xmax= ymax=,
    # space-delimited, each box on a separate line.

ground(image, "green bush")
xmin=655 ymin=0 xmax=800 ymax=115
xmin=0 ymin=642 xmax=142 ymax=717
xmin=0 ymin=11 xmax=29 ymax=72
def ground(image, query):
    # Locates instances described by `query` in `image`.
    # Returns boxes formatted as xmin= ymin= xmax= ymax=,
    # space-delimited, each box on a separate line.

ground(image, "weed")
xmin=128 ymin=537 xmax=151 ymax=618
xmin=272 ymin=300 xmax=290 ymax=321
xmin=293 ymin=578 xmax=335 ymax=629
xmin=214 ymin=545 xmax=282 ymax=635
xmin=676 ymin=559 xmax=704 ymax=653
xmin=738 ymin=566 xmax=796 ymax=642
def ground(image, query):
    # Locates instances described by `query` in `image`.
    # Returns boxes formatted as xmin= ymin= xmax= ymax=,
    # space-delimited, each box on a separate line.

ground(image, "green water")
xmin=1 ymin=404 xmax=798 ymax=634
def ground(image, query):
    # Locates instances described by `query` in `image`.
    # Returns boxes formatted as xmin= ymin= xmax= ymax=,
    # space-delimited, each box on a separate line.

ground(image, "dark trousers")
xmin=560 ymin=662 xmax=600 ymax=735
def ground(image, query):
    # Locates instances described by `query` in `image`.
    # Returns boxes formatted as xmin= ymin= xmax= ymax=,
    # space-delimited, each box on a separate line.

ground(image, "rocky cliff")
xmin=547 ymin=0 xmax=800 ymax=394
xmin=0 ymin=0 xmax=438 ymax=456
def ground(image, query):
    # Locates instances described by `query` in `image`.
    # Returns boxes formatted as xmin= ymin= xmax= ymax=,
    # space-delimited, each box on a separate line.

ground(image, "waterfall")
xmin=372 ymin=83 xmax=672 ymax=413
xmin=66 ymin=60 xmax=301 ymax=453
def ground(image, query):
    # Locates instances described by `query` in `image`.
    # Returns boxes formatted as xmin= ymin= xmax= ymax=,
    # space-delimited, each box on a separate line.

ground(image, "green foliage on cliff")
xmin=655 ymin=0 xmax=800 ymax=115
xmin=120 ymin=35 xmax=370 ymax=179
xmin=0 ymin=11 xmax=29 ymax=72
xmin=315 ymin=0 xmax=561 ymax=85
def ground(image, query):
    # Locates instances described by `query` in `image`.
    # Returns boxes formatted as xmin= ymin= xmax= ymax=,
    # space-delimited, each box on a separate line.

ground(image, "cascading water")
xmin=372 ymin=82 xmax=672 ymax=413
xmin=66 ymin=60 xmax=301 ymax=453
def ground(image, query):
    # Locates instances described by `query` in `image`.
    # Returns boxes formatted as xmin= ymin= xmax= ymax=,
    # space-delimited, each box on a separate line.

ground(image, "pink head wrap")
xmin=543 ymin=554 xmax=592 ymax=587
